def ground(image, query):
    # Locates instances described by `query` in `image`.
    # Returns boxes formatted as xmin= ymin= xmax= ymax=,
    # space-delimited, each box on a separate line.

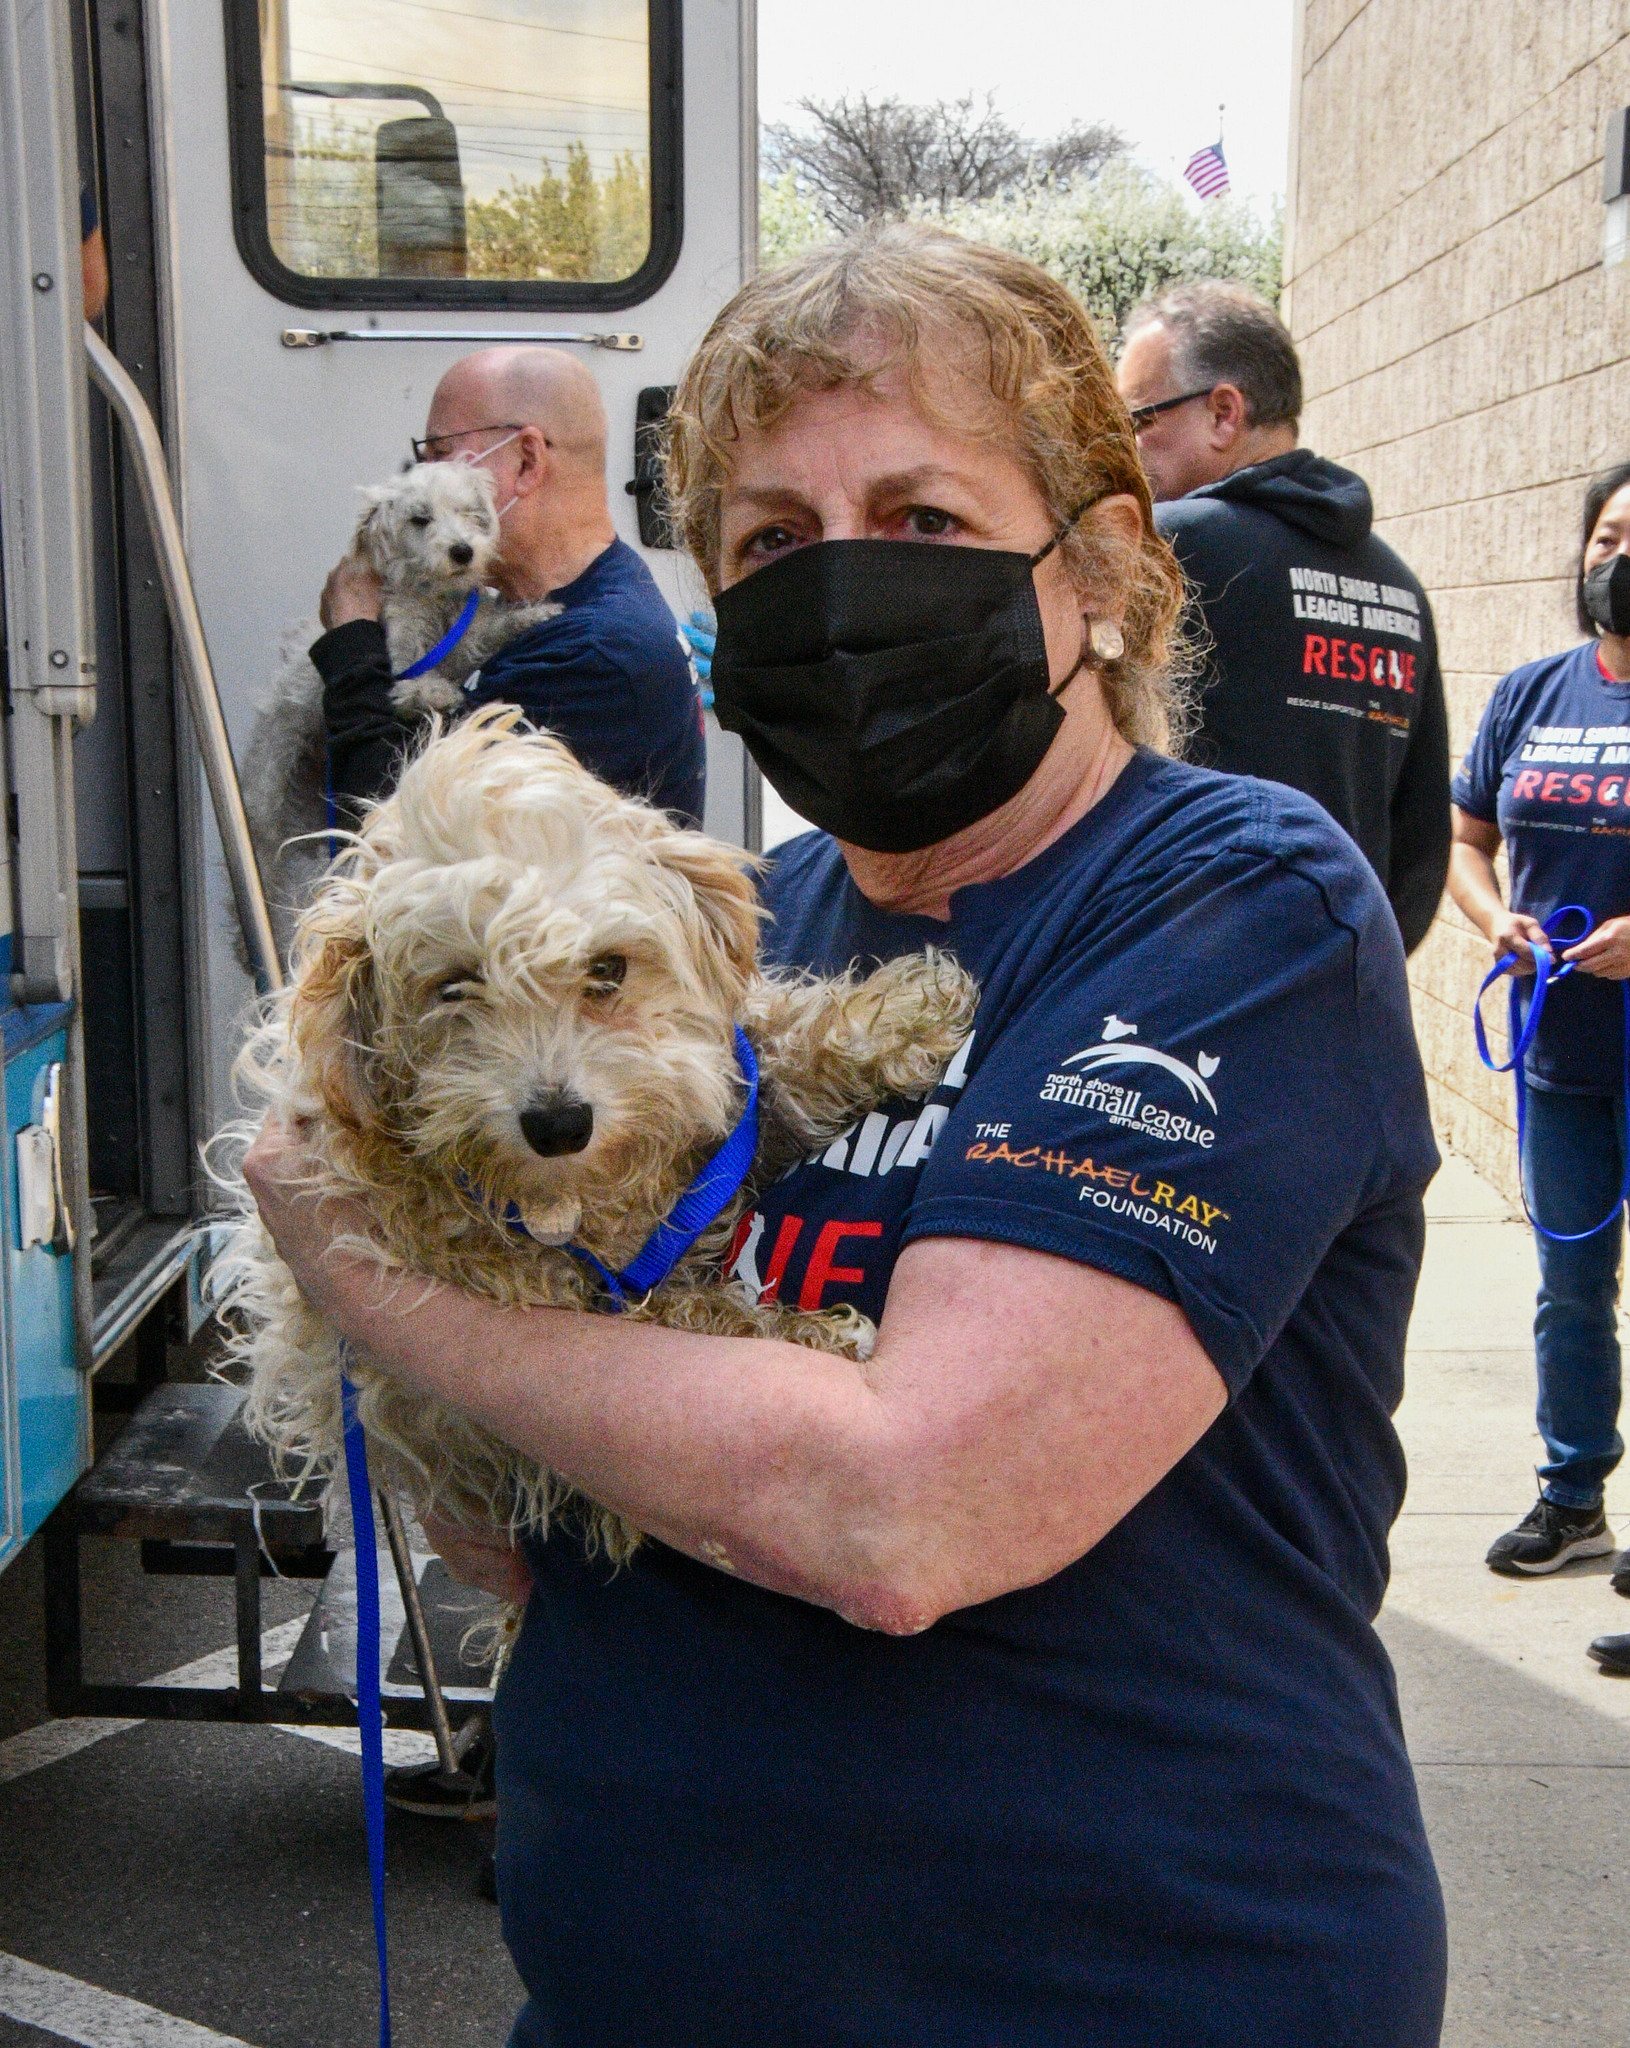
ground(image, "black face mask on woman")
xmin=1585 ymin=554 xmax=1630 ymax=639
xmin=709 ymin=517 xmax=1095 ymax=854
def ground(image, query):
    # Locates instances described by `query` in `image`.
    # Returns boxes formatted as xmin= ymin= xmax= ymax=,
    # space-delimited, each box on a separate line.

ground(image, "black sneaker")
xmin=1611 ymin=1551 xmax=1630 ymax=1598
xmin=1486 ymin=1498 xmax=1615 ymax=1576
xmin=1587 ymin=1632 xmax=1630 ymax=1674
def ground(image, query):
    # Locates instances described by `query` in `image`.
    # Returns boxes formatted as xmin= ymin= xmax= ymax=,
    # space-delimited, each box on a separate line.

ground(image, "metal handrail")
xmin=83 ymin=325 xmax=283 ymax=994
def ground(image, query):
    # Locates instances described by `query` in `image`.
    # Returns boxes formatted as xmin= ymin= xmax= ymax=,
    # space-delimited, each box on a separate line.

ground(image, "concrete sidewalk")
xmin=1382 ymin=1151 xmax=1630 ymax=2043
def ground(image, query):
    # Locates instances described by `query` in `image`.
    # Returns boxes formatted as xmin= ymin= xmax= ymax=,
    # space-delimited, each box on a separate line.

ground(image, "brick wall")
xmin=1283 ymin=0 xmax=1630 ymax=1202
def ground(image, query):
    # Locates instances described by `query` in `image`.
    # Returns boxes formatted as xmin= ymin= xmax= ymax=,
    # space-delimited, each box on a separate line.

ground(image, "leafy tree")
xmin=758 ymin=167 xmax=831 ymax=266
xmin=929 ymin=163 xmax=1283 ymax=341
xmin=763 ymin=93 xmax=1125 ymax=232
xmin=269 ymin=107 xmax=379 ymax=277
xmin=466 ymin=144 xmax=650 ymax=282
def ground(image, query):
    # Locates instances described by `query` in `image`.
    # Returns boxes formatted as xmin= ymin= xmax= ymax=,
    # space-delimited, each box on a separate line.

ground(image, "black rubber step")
xmin=279 ymin=1546 xmax=500 ymax=1703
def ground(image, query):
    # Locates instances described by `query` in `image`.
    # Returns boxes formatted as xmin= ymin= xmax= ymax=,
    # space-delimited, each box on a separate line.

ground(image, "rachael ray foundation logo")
xmin=1039 ymin=1014 xmax=1220 ymax=1148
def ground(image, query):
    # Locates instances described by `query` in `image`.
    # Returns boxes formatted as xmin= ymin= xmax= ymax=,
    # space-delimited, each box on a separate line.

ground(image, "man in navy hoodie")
xmin=1118 ymin=283 xmax=1449 ymax=953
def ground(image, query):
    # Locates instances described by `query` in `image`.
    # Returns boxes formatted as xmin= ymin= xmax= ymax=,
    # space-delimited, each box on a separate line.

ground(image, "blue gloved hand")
xmin=683 ymin=610 xmax=716 ymax=707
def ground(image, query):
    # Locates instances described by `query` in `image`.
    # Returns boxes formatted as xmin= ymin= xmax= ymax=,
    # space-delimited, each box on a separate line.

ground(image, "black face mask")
xmin=710 ymin=523 xmax=1089 ymax=854
xmin=1585 ymin=554 xmax=1630 ymax=638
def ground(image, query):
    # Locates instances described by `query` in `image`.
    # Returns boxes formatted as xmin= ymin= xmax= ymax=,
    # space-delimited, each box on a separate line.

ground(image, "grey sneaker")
xmin=1486 ymin=1498 xmax=1614 ymax=1576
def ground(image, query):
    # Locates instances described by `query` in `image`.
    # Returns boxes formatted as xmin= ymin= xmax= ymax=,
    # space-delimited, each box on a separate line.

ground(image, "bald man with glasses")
xmin=312 ymin=344 xmax=704 ymax=828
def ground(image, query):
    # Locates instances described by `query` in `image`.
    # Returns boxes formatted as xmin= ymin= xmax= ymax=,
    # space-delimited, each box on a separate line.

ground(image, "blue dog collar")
xmin=394 ymin=586 xmax=481 ymax=681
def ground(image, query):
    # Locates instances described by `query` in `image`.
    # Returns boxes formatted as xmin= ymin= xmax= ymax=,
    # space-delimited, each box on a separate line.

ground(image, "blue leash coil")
xmin=340 ymin=1368 xmax=392 ymax=2048
xmin=1473 ymin=903 xmax=1630 ymax=1241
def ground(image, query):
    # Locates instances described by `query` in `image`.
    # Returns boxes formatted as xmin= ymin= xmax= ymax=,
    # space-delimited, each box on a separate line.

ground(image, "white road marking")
xmin=0 ymin=1619 xmax=307 ymax=1784
xmin=280 ymin=1724 xmax=438 ymax=1767
xmin=0 ymin=1719 xmax=138 ymax=1785
xmin=0 ymin=1614 xmax=442 ymax=1779
xmin=0 ymin=1950 xmax=263 ymax=2047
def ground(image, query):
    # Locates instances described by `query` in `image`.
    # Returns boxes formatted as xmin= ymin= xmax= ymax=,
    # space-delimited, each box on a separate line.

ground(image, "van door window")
xmin=229 ymin=0 xmax=677 ymax=306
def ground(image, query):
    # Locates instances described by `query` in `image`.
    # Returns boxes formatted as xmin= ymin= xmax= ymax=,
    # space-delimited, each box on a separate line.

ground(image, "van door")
xmin=145 ymin=0 xmax=757 ymax=1131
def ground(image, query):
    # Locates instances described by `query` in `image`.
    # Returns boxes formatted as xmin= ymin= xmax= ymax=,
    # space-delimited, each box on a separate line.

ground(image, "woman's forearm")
xmin=1447 ymin=839 xmax=1505 ymax=938
xmin=304 ymin=1225 xmax=1223 ymax=1634
xmin=328 ymin=1253 xmax=904 ymax=1621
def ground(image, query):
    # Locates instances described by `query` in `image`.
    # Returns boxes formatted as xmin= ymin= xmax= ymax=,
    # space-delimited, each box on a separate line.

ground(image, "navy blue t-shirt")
xmin=1452 ymin=640 xmax=1630 ymax=1092
xmin=463 ymin=536 xmax=705 ymax=824
xmin=492 ymin=752 xmax=1445 ymax=2048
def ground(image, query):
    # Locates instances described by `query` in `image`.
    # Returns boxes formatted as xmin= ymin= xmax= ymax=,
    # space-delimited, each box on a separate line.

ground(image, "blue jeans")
xmin=1522 ymin=1086 xmax=1626 ymax=1507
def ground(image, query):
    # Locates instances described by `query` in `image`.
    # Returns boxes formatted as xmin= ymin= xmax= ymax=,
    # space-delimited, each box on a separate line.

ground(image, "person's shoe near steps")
xmin=1610 ymin=1548 xmax=1630 ymax=1597
xmin=1486 ymin=1497 xmax=1615 ymax=1576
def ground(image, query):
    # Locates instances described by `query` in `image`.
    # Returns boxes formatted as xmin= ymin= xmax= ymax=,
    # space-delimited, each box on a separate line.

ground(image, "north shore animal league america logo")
xmin=1039 ymin=1015 xmax=1220 ymax=1148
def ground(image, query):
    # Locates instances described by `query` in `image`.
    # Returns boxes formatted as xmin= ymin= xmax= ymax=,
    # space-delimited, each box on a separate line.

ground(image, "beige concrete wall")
xmin=1283 ymin=1 xmax=1630 ymax=1204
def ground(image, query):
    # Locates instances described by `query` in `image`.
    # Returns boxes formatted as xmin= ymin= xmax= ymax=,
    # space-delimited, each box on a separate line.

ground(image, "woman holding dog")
xmin=1449 ymin=462 xmax=1630 ymax=1589
xmin=246 ymin=228 xmax=1447 ymax=2046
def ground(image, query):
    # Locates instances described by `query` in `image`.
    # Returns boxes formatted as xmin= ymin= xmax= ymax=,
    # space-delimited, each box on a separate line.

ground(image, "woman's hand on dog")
xmin=422 ymin=1512 xmax=533 ymax=1605
xmin=242 ymin=1116 xmax=372 ymax=1318
xmin=320 ymin=552 xmax=385 ymax=630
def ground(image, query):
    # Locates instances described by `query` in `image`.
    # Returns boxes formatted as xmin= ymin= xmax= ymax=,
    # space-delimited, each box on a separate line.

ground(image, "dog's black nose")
xmin=448 ymin=541 xmax=475 ymax=566
xmin=519 ymin=1096 xmax=594 ymax=1157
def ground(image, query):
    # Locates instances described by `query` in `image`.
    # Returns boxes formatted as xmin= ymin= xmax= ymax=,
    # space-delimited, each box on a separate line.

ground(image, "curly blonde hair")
xmin=666 ymin=222 xmax=1193 ymax=753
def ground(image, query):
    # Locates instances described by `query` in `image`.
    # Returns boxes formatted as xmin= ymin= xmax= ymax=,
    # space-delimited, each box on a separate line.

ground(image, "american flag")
xmin=1183 ymin=142 xmax=1230 ymax=199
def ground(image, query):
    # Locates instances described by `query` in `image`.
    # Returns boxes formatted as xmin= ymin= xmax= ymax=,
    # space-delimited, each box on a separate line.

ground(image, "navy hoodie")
xmin=1156 ymin=449 xmax=1450 ymax=953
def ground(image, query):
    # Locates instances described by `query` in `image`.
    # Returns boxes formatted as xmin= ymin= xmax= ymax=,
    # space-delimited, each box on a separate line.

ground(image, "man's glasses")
xmin=411 ymin=422 xmax=524 ymax=464
xmin=1126 ymin=388 xmax=1214 ymax=431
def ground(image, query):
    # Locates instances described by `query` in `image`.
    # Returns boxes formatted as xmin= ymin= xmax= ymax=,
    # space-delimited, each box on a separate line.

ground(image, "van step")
xmin=65 ymin=1381 xmax=325 ymax=1550
xmin=280 ymin=1546 xmax=500 ymax=1704
xmin=44 ymin=1382 xmax=335 ymax=1723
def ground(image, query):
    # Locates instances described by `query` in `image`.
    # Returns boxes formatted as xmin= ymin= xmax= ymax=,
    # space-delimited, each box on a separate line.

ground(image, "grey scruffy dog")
xmin=240 ymin=460 xmax=559 ymax=961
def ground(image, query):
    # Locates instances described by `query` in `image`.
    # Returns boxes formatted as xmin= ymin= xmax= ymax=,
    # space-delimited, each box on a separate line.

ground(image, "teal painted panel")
xmin=5 ymin=1027 xmax=84 ymax=1544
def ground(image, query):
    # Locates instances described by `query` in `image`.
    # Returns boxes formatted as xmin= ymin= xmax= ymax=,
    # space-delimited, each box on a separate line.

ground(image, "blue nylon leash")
xmin=1474 ymin=904 xmax=1630 ymax=1241
xmin=340 ymin=1366 xmax=392 ymax=2048
xmin=589 ymin=1027 xmax=760 ymax=1301
xmin=394 ymin=588 xmax=481 ymax=681
xmin=334 ymin=1029 xmax=758 ymax=2043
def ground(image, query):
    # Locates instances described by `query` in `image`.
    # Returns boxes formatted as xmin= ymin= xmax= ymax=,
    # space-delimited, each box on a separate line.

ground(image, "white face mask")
xmin=459 ymin=429 xmax=524 ymax=518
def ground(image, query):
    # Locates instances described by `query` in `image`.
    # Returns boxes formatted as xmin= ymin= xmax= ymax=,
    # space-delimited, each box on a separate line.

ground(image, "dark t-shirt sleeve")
xmin=1448 ymin=677 xmax=1510 ymax=821
xmin=902 ymin=851 xmax=1400 ymax=1396
xmin=1386 ymin=643 xmax=1451 ymax=952
xmin=310 ymin=618 xmax=413 ymax=822
xmin=470 ymin=610 xmax=704 ymax=825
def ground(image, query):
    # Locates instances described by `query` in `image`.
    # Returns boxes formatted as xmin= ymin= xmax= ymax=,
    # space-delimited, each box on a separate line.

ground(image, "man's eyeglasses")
xmin=411 ymin=422 xmax=524 ymax=464
xmin=1126 ymin=388 xmax=1214 ymax=432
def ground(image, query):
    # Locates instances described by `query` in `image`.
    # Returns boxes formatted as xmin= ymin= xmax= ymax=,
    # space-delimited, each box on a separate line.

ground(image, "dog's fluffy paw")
xmin=390 ymin=673 xmax=464 ymax=720
xmin=849 ymin=949 xmax=979 ymax=1100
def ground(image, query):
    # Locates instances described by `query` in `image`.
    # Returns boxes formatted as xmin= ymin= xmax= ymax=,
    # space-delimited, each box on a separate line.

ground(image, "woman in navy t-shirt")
xmin=245 ymin=229 xmax=1446 ymax=2045
xmin=1450 ymin=461 xmax=1630 ymax=1579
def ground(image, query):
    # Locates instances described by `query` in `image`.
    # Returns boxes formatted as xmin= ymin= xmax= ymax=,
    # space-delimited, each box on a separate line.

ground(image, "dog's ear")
xmin=652 ymin=831 xmax=762 ymax=1002
xmin=288 ymin=889 xmax=382 ymax=1136
xmin=351 ymin=488 xmax=390 ymax=573
xmin=457 ymin=462 xmax=497 ymax=515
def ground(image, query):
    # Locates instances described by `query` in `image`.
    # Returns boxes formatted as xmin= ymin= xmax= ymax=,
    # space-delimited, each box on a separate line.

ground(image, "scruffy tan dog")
xmin=217 ymin=708 xmax=976 ymax=1560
